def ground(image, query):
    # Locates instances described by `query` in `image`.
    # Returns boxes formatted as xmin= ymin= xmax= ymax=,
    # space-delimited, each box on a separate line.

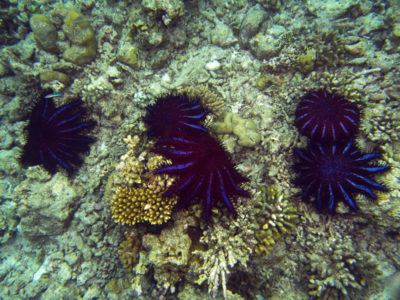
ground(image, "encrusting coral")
xmin=254 ymin=186 xmax=299 ymax=255
xmin=213 ymin=111 xmax=261 ymax=148
xmin=130 ymin=210 xmax=198 ymax=297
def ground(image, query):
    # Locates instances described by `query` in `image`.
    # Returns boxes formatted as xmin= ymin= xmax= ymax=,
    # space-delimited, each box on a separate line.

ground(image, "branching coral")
xmin=307 ymin=236 xmax=382 ymax=298
xmin=308 ymin=71 xmax=362 ymax=103
xmin=110 ymin=135 xmax=177 ymax=225
xmin=311 ymin=30 xmax=347 ymax=68
xmin=291 ymin=211 xmax=383 ymax=299
xmin=361 ymin=102 xmax=400 ymax=143
xmin=112 ymin=186 xmax=177 ymax=225
xmin=191 ymin=207 xmax=256 ymax=298
xmin=254 ymin=187 xmax=299 ymax=255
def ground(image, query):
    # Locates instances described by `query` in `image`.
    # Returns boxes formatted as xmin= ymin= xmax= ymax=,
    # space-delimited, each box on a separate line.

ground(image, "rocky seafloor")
xmin=1 ymin=0 xmax=400 ymax=299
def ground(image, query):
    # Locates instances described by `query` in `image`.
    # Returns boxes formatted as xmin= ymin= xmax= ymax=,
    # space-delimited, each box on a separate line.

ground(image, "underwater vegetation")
xmin=295 ymin=90 xmax=360 ymax=142
xmin=145 ymin=93 xmax=250 ymax=221
xmin=21 ymin=92 xmax=95 ymax=175
xmin=294 ymin=89 xmax=389 ymax=213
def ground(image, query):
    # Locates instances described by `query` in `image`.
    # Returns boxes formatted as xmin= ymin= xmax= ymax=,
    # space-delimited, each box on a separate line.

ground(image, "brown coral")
xmin=118 ymin=232 xmax=141 ymax=270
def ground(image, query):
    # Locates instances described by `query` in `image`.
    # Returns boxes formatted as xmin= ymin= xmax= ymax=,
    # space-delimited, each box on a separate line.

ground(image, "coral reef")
xmin=307 ymin=236 xmax=382 ymax=298
xmin=238 ymin=5 xmax=267 ymax=48
xmin=297 ymin=48 xmax=317 ymax=74
xmin=361 ymin=101 xmax=400 ymax=143
xmin=131 ymin=211 xmax=197 ymax=297
xmin=110 ymin=135 xmax=177 ymax=225
xmin=254 ymin=186 xmax=299 ymax=255
xmin=29 ymin=7 xmax=98 ymax=66
xmin=111 ymin=135 xmax=173 ymax=191
xmin=58 ymin=8 xmax=97 ymax=65
xmin=117 ymin=231 xmax=141 ymax=271
xmin=14 ymin=166 xmax=81 ymax=240
xmin=0 ymin=201 xmax=18 ymax=244
xmin=30 ymin=14 xmax=58 ymax=53
xmin=191 ymin=207 xmax=257 ymax=298
xmin=1 ymin=0 xmax=400 ymax=299
xmin=112 ymin=186 xmax=177 ymax=225
xmin=117 ymin=43 xmax=140 ymax=68
xmin=142 ymin=0 xmax=184 ymax=26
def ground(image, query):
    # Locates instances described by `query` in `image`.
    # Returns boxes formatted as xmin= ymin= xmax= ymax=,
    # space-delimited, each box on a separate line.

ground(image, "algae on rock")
xmin=59 ymin=8 xmax=97 ymax=65
xmin=14 ymin=167 xmax=81 ymax=240
xmin=142 ymin=0 xmax=184 ymax=26
xmin=30 ymin=14 xmax=58 ymax=53
xmin=117 ymin=42 xmax=140 ymax=68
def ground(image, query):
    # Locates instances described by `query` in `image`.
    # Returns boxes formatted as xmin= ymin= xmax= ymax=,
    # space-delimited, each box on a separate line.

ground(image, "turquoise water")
xmin=1 ymin=0 xmax=400 ymax=299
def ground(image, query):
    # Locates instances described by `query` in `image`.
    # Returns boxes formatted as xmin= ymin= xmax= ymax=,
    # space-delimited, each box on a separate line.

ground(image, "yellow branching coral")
xmin=112 ymin=186 xmax=177 ymax=225
xmin=110 ymin=134 xmax=177 ymax=225
xmin=254 ymin=186 xmax=299 ymax=255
